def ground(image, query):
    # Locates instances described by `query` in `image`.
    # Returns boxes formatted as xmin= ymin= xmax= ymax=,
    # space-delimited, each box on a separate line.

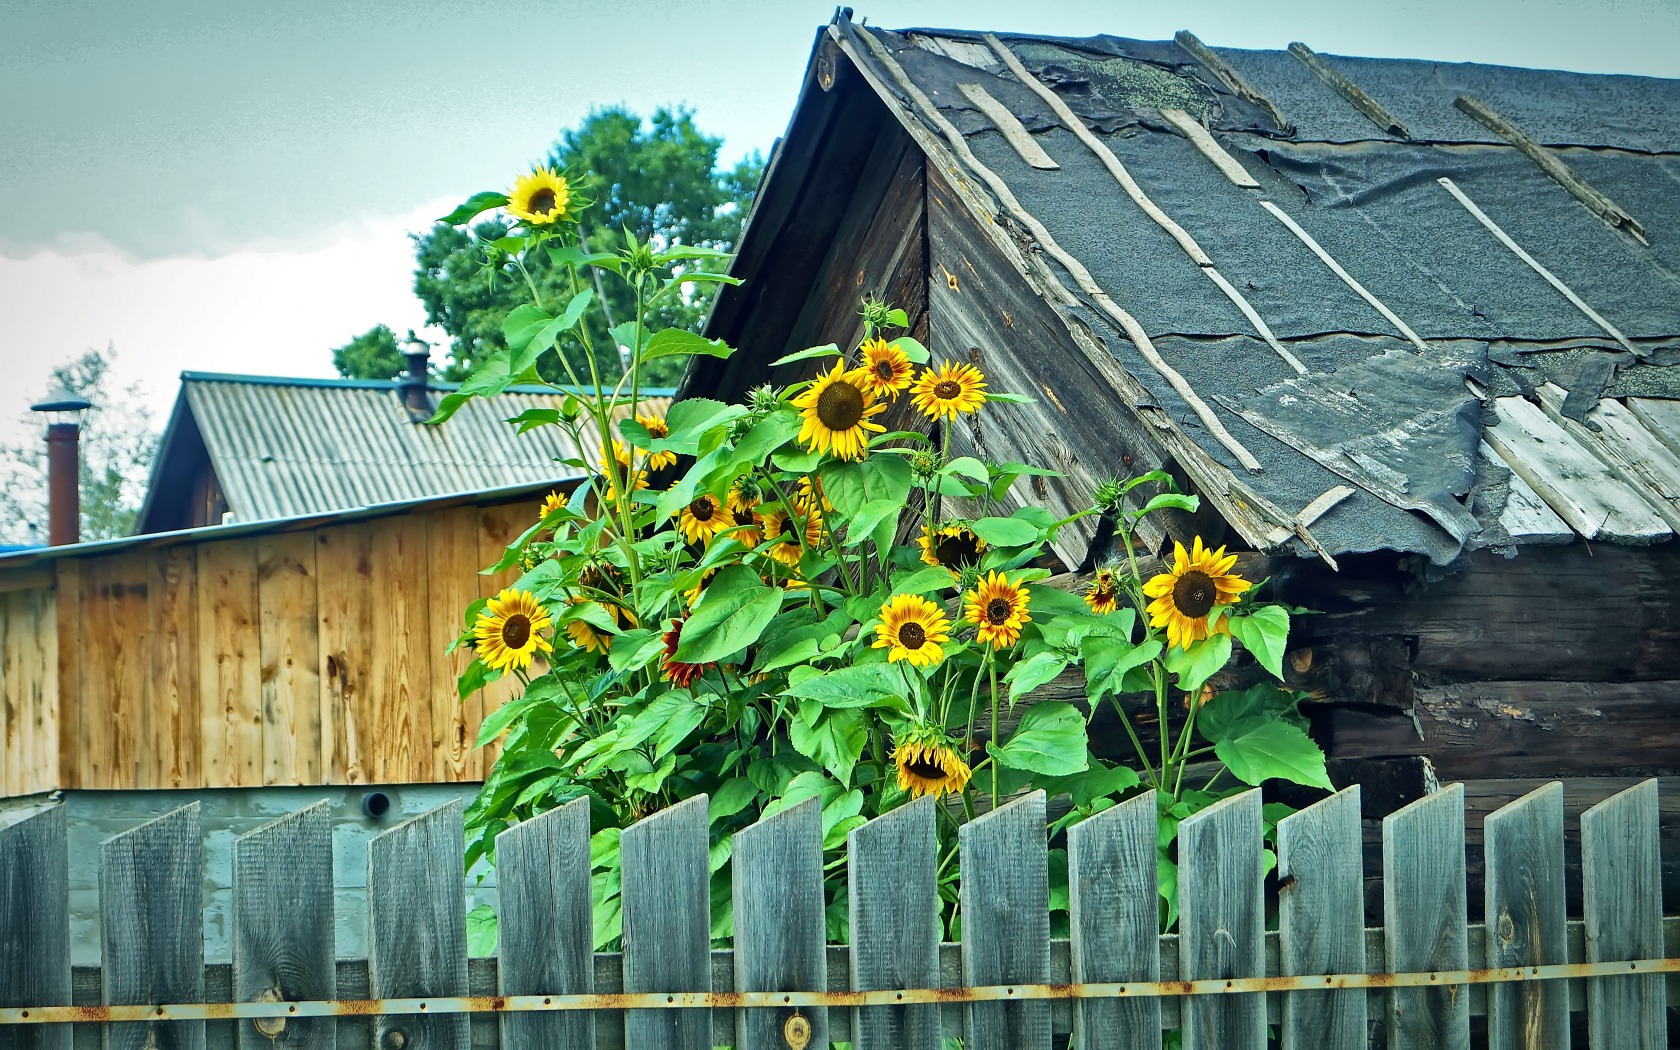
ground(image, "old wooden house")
xmin=687 ymin=15 xmax=1680 ymax=910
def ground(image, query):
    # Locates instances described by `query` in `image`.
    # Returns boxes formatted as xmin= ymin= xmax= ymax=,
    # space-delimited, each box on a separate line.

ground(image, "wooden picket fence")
xmin=0 ymin=781 xmax=1672 ymax=1049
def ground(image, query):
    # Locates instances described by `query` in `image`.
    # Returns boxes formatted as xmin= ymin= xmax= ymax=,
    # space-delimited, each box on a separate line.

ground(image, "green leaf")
xmin=675 ymin=565 xmax=782 ymax=663
xmin=888 ymin=335 xmax=930 ymax=363
xmin=1005 ymin=651 xmax=1069 ymax=703
xmin=511 ymin=290 xmax=594 ymax=375
xmin=641 ymin=328 xmax=734 ymax=362
xmin=840 ymin=499 xmax=902 ymax=547
xmin=724 ymin=408 xmax=800 ymax=472
xmin=984 ymin=391 xmax=1036 ymax=404
xmin=889 ymin=566 xmax=959 ymax=598
xmin=709 ymin=778 xmax=760 ymax=823
xmin=1196 ymin=682 xmax=1304 ymax=743
xmin=820 ymin=456 xmax=912 ymax=519
xmin=456 ymin=657 xmax=500 ymax=702
xmin=650 ymin=695 xmax=708 ymax=759
xmin=607 ymin=628 xmax=667 ymax=672
xmin=474 ymin=683 xmax=559 ymax=747
xmin=439 ymin=191 xmax=508 ymax=225
xmin=502 ymin=304 xmax=552 ymax=353
xmin=1228 ymin=606 xmax=1290 ymax=681
xmin=789 ymin=707 xmax=869 ymax=786
xmin=662 ymin=398 xmax=746 ymax=454
xmin=1163 ymin=633 xmax=1232 ymax=695
xmin=769 ymin=343 xmax=841 ymax=367
xmin=884 ymin=307 xmax=910 ymax=329
xmin=989 ymin=701 xmax=1089 ymax=776
xmin=546 ymin=245 xmax=621 ymax=270
xmin=782 ymin=663 xmax=907 ymax=710
xmin=466 ymin=904 xmax=498 ymax=956
xmin=1082 ymin=635 xmax=1162 ymax=703
xmin=1136 ymin=492 xmax=1201 ymax=517
xmin=968 ymin=515 xmax=1039 ymax=547
xmin=427 ymin=350 xmax=514 ymax=424
xmin=1215 ymin=720 xmax=1332 ymax=790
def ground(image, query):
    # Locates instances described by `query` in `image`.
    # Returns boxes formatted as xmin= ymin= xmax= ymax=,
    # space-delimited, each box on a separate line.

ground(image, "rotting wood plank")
xmin=232 ymin=802 xmax=335 ymax=1050
xmin=1174 ymin=31 xmax=1292 ymax=132
xmin=313 ymin=524 xmax=373 ymax=786
xmin=1066 ymin=790 xmax=1160 ymax=1050
xmin=196 ymin=540 xmax=263 ymax=790
xmin=960 ymin=791 xmax=1050 ymax=1050
xmin=426 ymin=506 xmax=484 ymax=783
xmin=1278 ymin=787 xmax=1366 ymax=1049
xmin=369 ymin=515 xmax=430 ymax=785
xmin=957 ymin=83 xmax=1059 ymax=170
xmin=1479 ymin=441 xmax=1573 ymax=544
xmin=256 ymin=533 xmax=320 ymax=786
xmin=1178 ymin=789 xmax=1265 ymax=1049
xmin=1158 ymin=108 xmax=1258 ymax=187
xmin=1485 ymin=395 xmax=1669 ymax=543
xmin=368 ymin=801 xmax=468 ymax=1050
xmin=0 ymin=804 xmax=70 ymax=1050
xmin=147 ymin=546 xmax=199 ymax=789
xmin=1627 ymin=397 xmax=1680 ymax=459
xmin=1287 ymin=42 xmax=1412 ymax=138
xmin=733 ymin=796 xmax=827 ymax=1050
xmin=52 ymin=559 xmax=80 ymax=792
xmin=1483 ymin=782 xmax=1567 ymax=1050
xmin=100 ymin=804 xmax=205 ymax=1050
xmin=1383 ymin=784 xmax=1468 ymax=1049
xmin=1582 ymin=779 xmax=1667 ymax=1048
xmin=848 ymin=794 xmax=941 ymax=1050
xmin=1532 ymin=385 xmax=1680 ymax=533
xmin=494 ymin=797 xmax=594 ymax=1050
xmin=620 ymin=794 xmax=711 ymax=1050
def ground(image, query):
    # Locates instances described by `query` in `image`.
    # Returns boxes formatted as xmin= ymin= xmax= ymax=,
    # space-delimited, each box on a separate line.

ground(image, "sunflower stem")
xmin=1109 ymin=695 xmax=1159 ymax=790
xmin=987 ymin=654 xmax=1001 ymax=807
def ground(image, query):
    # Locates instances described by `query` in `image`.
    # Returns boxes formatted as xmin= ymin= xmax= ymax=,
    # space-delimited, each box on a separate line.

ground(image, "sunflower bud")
xmin=1093 ymin=476 xmax=1127 ymax=514
xmin=955 ymin=563 xmax=984 ymax=594
xmin=909 ymin=447 xmax=944 ymax=480
xmin=858 ymin=295 xmax=895 ymax=334
xmin=747 ymin=384 xmax=782 ymax=414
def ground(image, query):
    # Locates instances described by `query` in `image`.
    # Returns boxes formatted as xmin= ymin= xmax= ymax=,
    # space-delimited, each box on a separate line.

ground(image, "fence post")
xmin=960 ymin=790 xmax=1050 ymax=1050
xmin=100 ymin=803 xmax=205 ymax=1050
xmin=1483 ymin=782 xmax=1568 ymax=1050
xmin=620 ymin=794 xmax=711 ymax=1050
xmin=232 ymin=801 xmax=335 ymax=1050
xmin=1582 ymin=778 xmax=1666 ymax=1049
xmin=367 ymin=800 xmax=468 ymax=1050
xmin=733 ymin=795 xmax=827 ymax=1050
xmin=1178 ymin=788 xmax=1265 ymax=1050
xmin=0 ymin=804 xmax=70 ymax=1050
xmin=1277 ymin=785 xmax=1366 ymax=1050
xmin=1066 ymin=788 xmax=1160 ymax=1050
xmin=848 ymin=794 xmax=940 ymax=1050
xmin=1383 ymin=783 xmax=1468 ymax=1050
xmin=494 ymin=796 xmax=594 ymax=1050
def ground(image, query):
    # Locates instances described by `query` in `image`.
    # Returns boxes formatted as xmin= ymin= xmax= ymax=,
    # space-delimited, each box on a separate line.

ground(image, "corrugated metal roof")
xmin=178 ymin=374 xmax=669 ymax=524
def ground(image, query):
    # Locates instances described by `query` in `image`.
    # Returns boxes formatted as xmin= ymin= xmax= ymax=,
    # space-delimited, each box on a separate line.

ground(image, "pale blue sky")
xmin=0 ymin=0 xmax=1675 ymax=432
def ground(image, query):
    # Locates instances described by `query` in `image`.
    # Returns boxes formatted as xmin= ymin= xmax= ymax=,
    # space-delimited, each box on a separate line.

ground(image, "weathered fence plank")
xmin=0 ymin=805 xmax=70 ymax=1050
xmin=1582 ymin=778 xmax=1666 ymax=1049
xmin=1178 ymin=788 xmax=1265 ymax=1050
xmin=1066 ymin=789 xmax=1159 ymax=1050
xmin=848 ymin=794 xmax=940 ymax=1050
xmin=367 ymin=800 xmax=467 ymax=1050
xmin=733 ymin=795 xmax=827 ymax=1050
xmin=494 ymin=796 xmax=594 ymax=1050
xmin=1483 ymin=781 xmax=1567 ymax=1050
xmin=100 ymin=803 xmax=205 ymax=1050
xmin=232 ymin=801 xmax=335 ymax=1050
xmin=960 ymin=790 xmax=1050 ymax=1050
xmin=620 ymin=793 xmax=710 ymax=1050
xmin=1277 ymin=785 xmax=1366 ymax=1050
xmin=1384 ymin=783 xmax=1469 ymax=1050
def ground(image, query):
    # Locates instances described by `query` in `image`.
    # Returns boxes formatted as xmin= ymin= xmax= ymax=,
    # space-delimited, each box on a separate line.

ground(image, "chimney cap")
xmin=31 ymin=386 xmax=92 ymax=416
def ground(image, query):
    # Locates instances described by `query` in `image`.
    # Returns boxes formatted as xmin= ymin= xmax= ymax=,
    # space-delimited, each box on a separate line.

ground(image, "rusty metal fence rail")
xmin=0 ymin=780 xmax=1671 ymax=1048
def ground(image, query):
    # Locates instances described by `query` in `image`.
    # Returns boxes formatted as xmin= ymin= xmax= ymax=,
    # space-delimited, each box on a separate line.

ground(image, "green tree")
xmin=330 ymin=323 xmax=405 ymax=380
xmin=406 ymin=106 xmax=761 ymax=386
xmin=0 ymin=347 xmax=159 ymax=544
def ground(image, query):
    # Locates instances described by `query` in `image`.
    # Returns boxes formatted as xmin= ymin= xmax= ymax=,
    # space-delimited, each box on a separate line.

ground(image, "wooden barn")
xmin=686 ymin=14 xmax=1680 ymax=912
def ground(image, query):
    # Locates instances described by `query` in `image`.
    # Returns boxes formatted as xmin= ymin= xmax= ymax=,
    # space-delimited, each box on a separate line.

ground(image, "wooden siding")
xmin=0 ymin=495 xmax=541 ymax=796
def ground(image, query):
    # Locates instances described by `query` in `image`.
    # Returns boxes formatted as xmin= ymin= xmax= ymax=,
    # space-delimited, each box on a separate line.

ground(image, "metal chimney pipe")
xmin=397 ymin=343 xmax=433 ymax=421
xmin=31 ymin=388 xmax=92 ymax=546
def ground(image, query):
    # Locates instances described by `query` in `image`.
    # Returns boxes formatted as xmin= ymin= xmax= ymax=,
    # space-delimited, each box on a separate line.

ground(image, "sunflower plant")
xmin=437 ymin=167 xmax=1332 ymax=954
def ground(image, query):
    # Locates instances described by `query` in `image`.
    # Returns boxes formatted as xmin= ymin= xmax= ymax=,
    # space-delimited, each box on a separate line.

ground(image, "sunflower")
xmin=1084 ymin=569 xmax=1120 ymax=615
xmin=795 ymin=476 xmax=832 ymax=516
xmin=660 ymin=618 xmax=715 ymax=688
xmin=474 ymin=588 xmax=554 ymax=672
xmin=790 ymin=360 xmax=888 ymax=460
xmin=635 ymin=412 xmax=678 ymax=470
xmin=539 ymin=489 xmax=569 ymax=521
xmin=507 ymin=167 xmax=570 ymax=226
xmin=872 ymin=594 xmax=952 ymax=668
xmin=1142 ymin=537 xmax=1253 ymax=650
xmin=562 ymin=596 xmax=635 ymax=654
xmin=964 ymin=571 xmax=1032 ymax=648
xmin=857 ymin=337 xmax=914 ymax=399
xmin=758 ymin=508 xmax=804 ymax=568
xmin=723 ymin=485 xmax=763 ymax=548
xmin=910 ymin=361 xmax=987 ymax=421
xmin=892 ymin=723 xmax=973 ymax=799
xmin=677 ymin=494 xmax=728 ymax=545
xmin=683 ymin=569 xmax=715 ymax=609
xmin=599 ymin=440 xmax=647 ymax=502
xmin=919 ymin=522 xmax=987 ymax=577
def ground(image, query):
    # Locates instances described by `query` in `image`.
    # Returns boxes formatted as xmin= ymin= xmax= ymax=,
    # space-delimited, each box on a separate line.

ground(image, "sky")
xmin=1 ymin=0 xmax=1676 ymax=446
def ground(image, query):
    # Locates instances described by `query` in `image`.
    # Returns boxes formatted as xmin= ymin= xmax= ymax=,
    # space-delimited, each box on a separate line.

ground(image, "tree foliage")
xmin=330 ymin=323 xmax=405 ymax=381
xmin=336 ymin=106 xmax=762 ymax=386
xmin=0 ymin=347 xmax=159 ymax=544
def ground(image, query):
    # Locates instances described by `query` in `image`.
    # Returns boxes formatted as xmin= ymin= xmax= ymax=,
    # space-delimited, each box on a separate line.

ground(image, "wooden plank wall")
xmin=0 ymin=495 xmax=540 ymax=796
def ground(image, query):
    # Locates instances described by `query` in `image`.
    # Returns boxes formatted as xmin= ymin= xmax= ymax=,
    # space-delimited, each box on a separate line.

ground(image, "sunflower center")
xmin=500 ymin=614 xmax=532 ymax=650
xmin=905 ymin=756 xmax=946 ymax=780
xmin=1172 ymin=570 xmax=1217 ymax=618
xmin=689 ymin=498 xmax=716 ymax=522
xmin=875 ymin=359 xmax=896 ymax=380
xmin=934 ymin=380 xmax=962 ymax=400
xmin=935 ymin=532 xmax=982 ymax=568
xmin=527 ymin=188 xmax=557 ymax=216
xmin=985 ymin=597 xmax=1013 ymax=624
xmin=815 ymin=379 xmax=866 ymax=430
xmin=897 ymin=622 xmax=928 ymax=649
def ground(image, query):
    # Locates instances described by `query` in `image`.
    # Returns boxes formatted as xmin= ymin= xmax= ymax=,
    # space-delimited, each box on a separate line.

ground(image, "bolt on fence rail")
xmin=0 ymin=781 xmax=1671 ymax=1049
